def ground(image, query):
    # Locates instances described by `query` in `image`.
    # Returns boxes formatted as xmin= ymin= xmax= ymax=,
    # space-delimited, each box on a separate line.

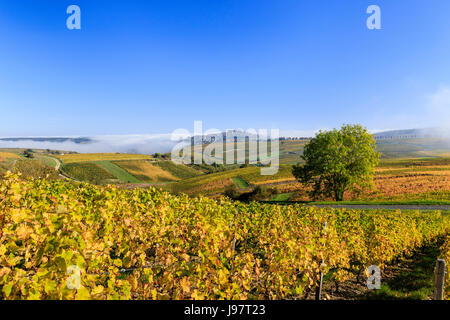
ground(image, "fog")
xmin=0 ymin=134 xmax=183 ymax=154
xmin=426 ymin=85 xmax=450 ymax=138
xmin=0 ymin=130 xmax=321 ymax=155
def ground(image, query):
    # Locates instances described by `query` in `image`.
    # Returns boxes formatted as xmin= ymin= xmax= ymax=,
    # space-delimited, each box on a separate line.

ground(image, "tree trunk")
xmin=334 ymin=189 xmax=344 ymax=201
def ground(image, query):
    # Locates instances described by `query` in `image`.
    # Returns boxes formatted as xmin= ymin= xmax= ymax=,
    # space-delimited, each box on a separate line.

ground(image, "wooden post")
xmin=315 ymin=221 xmax=327 ymax=301
xmin=433 ymin=259 xmax=446 ymax=300
xmin=315 ymin=271 xmax=324 ymax=300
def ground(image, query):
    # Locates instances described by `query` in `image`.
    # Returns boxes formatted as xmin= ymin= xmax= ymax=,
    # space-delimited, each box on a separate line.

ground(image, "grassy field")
xmin=271 ymin=192 xmax=294 ymax=202
xmin=56 ymin=153 xmax=152 ymax=164
xmin=113 ymin=160 xmax=177 ymax=183
xmin=94 ymin=161 xmax=141 ymax=183
xmin=61 ymin=162 xmax=116 ymax=184
xmin=232 ymin=177 xmax=250 ymax=189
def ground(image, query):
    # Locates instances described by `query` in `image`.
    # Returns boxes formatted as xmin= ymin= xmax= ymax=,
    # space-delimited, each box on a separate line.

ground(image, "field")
xmin=12 ymin=160 xmax=59 ymax=180
xmin=0 ymin=152 xmax=21 ymax=162
xmin=34 ymin=155 xmax=58 ymax=168
xmin=232 ymin=177 xmax=250 ymax=189
xmin=4 ymin=146 xmax=450 ymax=203
xmin=278 ymin=139 xmax=308 ymax=164
xmin=161 ymin=156 xmax=450 ymax=201
xmin=56 ymin=153 xmax=152 ymax=164
xmin=271 ymin=192 xmax=294 ymax=202
xmin=61 ymin=162 xmax=116 ymax=184
xmin=172 ymin=155 xmax=450 ymax=202
xmin=0 ymin=174 xmax=449 ymax=300
xmin=161 ymin=138 xmax=450 ymax=201
xmin=94 ymin=161 xmax=141 ymax=183
xmin=349 ymin=157 xmax=450 ymax=201
xmin=182 ymin=137 xmax=450 ymax=165
xmin=153 ymin=161 xmax=203 ymax=179
xmin=113 ymin=160 xmax=178 ymax=183
xmin=250 ymin=157 xmax=450 ymax=203
xmin=375 ymin=138 xmax=450 ymax=159
xmin=167 ymin=165 xmax=294 ymax=196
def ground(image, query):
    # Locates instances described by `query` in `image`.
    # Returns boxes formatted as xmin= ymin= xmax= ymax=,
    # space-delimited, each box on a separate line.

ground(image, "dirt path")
xmin=8 ymin=159 xmax=17 ymax=170
xmin=49 ymin=157 xmax=80 ymax=182
xmin=51 ymin=157 xmax=61 ymax=170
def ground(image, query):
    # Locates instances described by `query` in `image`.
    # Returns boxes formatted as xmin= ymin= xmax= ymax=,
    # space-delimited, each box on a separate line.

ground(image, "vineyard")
xmin=113 ymin=160 xmax=178 ymax=183
xmin=440 ymin=236 xmax=450 ymax=298
xmin=1 ymin=173 xmax=449 ymax=300
xmin=62 ymin=162 xmax=116 ymax=184
xmin=168 ymin=165 xmax=294 ymax=196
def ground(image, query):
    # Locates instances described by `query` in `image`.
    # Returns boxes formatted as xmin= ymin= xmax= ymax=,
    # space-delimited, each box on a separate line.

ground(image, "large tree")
xmin=292 ymin=124 xmax=380 ymax=201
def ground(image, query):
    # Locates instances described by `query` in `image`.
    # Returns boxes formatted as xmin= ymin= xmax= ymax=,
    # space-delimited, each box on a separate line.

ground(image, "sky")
xmin=1 ymin=0 xmax=450 ymax=138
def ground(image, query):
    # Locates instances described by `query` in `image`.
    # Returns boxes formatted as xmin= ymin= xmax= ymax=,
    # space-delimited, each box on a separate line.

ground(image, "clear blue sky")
xmin=1 ymin=0 xmax=450 ymax=136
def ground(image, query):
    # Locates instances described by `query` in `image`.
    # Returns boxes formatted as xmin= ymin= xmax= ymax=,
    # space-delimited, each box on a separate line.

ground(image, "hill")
xmin=167 ymin=165 xmax=294 ymax=196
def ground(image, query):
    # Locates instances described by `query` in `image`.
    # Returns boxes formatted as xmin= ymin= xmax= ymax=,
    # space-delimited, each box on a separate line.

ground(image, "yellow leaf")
xmin=92 ymin=285 xmax=104 ymax=296
xmin=75 ymin=286 xmax=91 ymax=300
xmin=180 ymin=277 xmax=191 ymax=294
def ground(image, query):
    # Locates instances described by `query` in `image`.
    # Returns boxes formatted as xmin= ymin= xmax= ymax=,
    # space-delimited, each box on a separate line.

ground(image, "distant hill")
xmin=0 ymin=137 xmax=92 ymax=144
xmin=374 ymin=128 xmax=450 ymax=140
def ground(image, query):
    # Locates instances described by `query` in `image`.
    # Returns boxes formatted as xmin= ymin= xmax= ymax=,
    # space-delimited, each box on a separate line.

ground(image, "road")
xmin=308 ymin=204 xmax=450 ymax=211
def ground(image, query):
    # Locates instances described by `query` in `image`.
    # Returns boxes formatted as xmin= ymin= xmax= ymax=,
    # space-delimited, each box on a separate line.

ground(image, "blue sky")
xmin=1 ymin=0 xmax=450 ymax=137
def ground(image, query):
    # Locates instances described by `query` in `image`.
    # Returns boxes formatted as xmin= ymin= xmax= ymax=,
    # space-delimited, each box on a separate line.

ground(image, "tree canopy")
xmin=292 ymin=124 xmax=380 ymax=201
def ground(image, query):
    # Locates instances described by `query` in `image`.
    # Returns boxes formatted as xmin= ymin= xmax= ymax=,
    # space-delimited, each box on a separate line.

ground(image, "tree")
xmin=292 ymin=124 xmax=380 ymax=201
xmin=23 ymin=149 xmax=34 ymax=159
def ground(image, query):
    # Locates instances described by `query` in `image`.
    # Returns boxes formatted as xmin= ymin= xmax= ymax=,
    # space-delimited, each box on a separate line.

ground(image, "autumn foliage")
xmin=0 ymin=173 xmax=449 ymax=299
